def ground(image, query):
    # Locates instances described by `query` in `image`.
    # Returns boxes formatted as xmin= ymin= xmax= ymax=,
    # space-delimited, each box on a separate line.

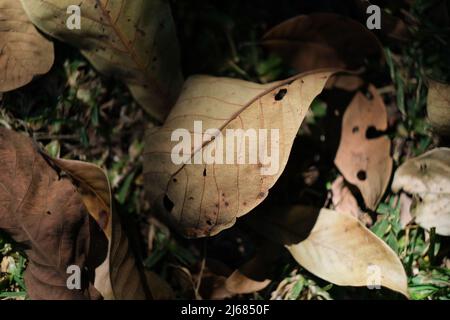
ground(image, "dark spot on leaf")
xmin=419 ymin=163 xmax=427 ymax=172
xmin=206 ymin=220 xmax=212 ymax=226
xmin=274 ymin=88 xmax=287 ymax=101
xmin=173 ymin=178 xmax=177 ymax=183
xmin=258 ymin=192 xmax=265 ymax=198
xmin=357 ymin=170 xmax=367 ymax=181
xmin=225 ymin=202 xmax=229 ymax=207
xmin=189 ymin=196 xmax=194 ymax=200
xmin=203 ymin=168 xmax=207 ymax=176
xmin=352 ymin=126 xmax=359 ymax=133
xmin=46 ymin=211 xmax=51 ymax=215
xmin=163 ymin=195 xmax=174 ymax=212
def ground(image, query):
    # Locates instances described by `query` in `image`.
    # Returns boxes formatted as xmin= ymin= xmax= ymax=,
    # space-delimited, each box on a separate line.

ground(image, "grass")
xmin=1 ymin=0 xmax=449 ymax=300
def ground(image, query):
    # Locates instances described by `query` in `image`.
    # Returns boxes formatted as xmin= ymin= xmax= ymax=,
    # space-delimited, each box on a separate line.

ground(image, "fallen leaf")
xmin=0 ymin=128 xmax=106 ymax=299
xmin=427 ymin=79 xmax=450 ymax=136
xmin=20 ymin=0 xmax=183 ymax=122
xmin=0 ymin=0 xmax=54 ymax=92
xmin=392 ymin=148 xmax=450 ymax=236
xmin=334 ymin=85 xmax=393 ymax=210
xmin=262 ymin=13 xmax=383 ymax=73
xmin=287 ymin=208 xmax=408 ymax=297
xmin=41 ymin=154 xmax=152 ymax=299
xmin=248 ymin=205 xmax=408 ymax=296
xmin=143 ymin=71 xmax=334 ymax=238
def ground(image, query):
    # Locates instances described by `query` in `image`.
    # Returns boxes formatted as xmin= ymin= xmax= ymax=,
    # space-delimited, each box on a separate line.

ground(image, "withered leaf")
xmin=262 ymin=13 xmax=383 ymax=73
xmin=143 ymin=71 xmax=334 ymax=238
xmin=249 ymin=205 xmax=408 ymax=297
xmin=288 ymin=208 xmax=408 ymax=297
xmin=20 ymin=0 xmax=183 ymax=122
xmin=41 ymin=154 xmax=151 ymax=299
xmin=427 ymin=79 xmax=450 ymax=136
xmin=392 ymin=148 xmax=450 ymax=236
xmin=334 ymin=85 xmax=393 ymax=210
xmin=0 ymin=128 xmax=107 ymax=299
xmin=0 ymin=0 xmax=54 ymax=92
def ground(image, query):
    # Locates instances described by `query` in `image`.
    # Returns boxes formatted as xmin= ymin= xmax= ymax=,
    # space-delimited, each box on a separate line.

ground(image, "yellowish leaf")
xmin=287 ymin=208 xmax=408 ymax=297
xmin=334 ymin=85 xmax=392 ymax=210
xmin=143 ymin=71 xmax=334 ymax=238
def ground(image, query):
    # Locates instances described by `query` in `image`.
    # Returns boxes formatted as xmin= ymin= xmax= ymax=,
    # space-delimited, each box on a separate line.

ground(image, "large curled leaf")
xmin=0 ymin=0 xmax=54 ymax=92
xmin=0 ymin=128 xmax=106 ymax=299
xmin=334 ymin=85 xmax=392 ymax=210
xmin=262 ymin=13 xmax=383 ymax=73
xmin=42 ymin=155 xmax=151 ymax=299
xmin=143 ymin=71 xmax=334 ymax=238
xmin=392 ymin=148 xmax=450 ymax=236
xmin=249 ymin=206 xmax=408 ymax=297
xmin=20 ymin=0 xmax=182 ymax=122
xmin=427 ymin=79 xmax=450 ymax=136
xmin=288 ymin=208 xmax=408 ymax=297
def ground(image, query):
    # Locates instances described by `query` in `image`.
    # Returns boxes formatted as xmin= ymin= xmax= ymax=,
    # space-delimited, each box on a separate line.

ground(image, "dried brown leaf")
xmin=0 ymin=0 xmax=54 ymax=92
xmin=248 ymin=205 xmax=408 ymax=296
xmin=143 ymin=71 xmax=334 ymax=238
xmin=0 ymin=128 xmax=106 ymax=299
xmin=287 ymin=208 xmax=408 ymax=297
xmin=262 ymin=13 xmax=383 ymax=73
xmin=42 ymin=155 xmax=151 ymax=299
xmin=334 ymin=85 xmax=393 ymax=210
xmin=20 ymin=0 xmax=182 ymax=122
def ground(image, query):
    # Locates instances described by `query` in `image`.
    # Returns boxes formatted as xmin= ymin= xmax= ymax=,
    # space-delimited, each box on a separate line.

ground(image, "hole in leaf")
xmin=352 ymin=126 xmax=359 ymax=133
xmin=203 ymin=168 xmax=207 ymax=176
xmin=163 ymin=195 xmax=174 ymax=212
xmin=357 ymin=170 xmax=367 ymax=181
xmin=366 ymin=126 xmax=385 ymax=139
xmin=274 ymin=88 xmax=287 ymax=101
